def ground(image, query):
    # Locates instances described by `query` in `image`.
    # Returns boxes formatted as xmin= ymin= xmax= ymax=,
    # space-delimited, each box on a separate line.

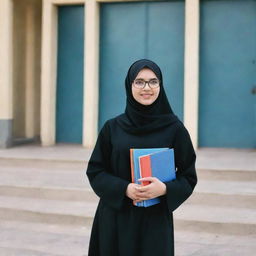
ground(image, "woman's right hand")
xmin=126 ymin=183 xmax=142 ymax=203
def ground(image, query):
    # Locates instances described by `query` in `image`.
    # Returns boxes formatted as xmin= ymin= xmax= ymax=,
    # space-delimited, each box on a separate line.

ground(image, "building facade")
xmin=0 ymin=0 xmax=255 ymax=149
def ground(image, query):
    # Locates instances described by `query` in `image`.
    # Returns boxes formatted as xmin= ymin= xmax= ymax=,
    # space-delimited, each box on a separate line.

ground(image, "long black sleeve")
xmin=86 ymin=121 xmax=130 ymax=210
xmin=164 ymin=124 xmax=197 ymax=212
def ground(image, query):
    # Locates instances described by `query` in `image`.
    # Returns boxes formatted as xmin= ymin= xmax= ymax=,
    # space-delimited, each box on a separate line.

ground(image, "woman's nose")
xmin=143 ymin=82 xmax=151 ymax=90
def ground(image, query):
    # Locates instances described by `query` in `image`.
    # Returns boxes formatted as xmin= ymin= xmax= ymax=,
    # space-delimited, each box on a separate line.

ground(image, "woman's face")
xmin=132 ymin=68 xmax=160 ymax=105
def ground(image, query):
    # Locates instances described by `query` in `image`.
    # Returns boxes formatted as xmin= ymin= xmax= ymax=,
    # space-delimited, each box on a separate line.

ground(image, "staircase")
xmin=0 ymin=147 xmax=255 ymax=256
xmin=174 ymin=168 xmax=256 ymax=255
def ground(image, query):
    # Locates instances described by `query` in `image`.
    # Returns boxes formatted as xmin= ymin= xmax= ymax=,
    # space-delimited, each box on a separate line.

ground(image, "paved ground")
xmin=0 ymin=144 xmax=255 ymax=256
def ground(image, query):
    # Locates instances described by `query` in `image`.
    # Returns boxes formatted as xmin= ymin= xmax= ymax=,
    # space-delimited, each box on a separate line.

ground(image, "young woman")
xmin=86 ymin=59 xmax=197 ymax=256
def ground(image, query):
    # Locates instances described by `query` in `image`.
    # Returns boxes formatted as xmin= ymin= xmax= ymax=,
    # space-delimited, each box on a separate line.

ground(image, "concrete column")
xmin=184 ymin=0 xmax=200 ymax=149
xmin=25 ymin=2 xmax=36 ymax=138
xmin=41 ymin=0 xmax=58 ymax=146
xmin=83 ymin=0 xmax=100 ymax=147
xmin=0 ymin=0 xmax=13 ymax=148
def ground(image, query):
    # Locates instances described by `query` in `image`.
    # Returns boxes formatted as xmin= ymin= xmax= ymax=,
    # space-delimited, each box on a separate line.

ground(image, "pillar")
xmin=83 ymin=0 xmax=100 ymax=147
xmin=184 ymin=0 xmax=200 ymax=149
xmin=0 ymin=0 xmax=13 ymax=148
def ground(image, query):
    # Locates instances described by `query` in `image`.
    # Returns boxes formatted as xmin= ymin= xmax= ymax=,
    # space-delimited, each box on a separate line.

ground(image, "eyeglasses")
xmin=133 ymin=79 xmax=160 ymax=89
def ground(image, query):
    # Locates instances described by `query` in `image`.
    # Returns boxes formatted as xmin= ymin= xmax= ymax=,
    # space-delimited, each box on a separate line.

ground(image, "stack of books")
xmin=130 ymin=148 xmax=176 ymax=207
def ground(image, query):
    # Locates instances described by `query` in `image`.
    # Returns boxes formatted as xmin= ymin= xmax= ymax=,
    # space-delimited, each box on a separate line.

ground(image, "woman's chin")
xmin=139 ymin=98 xmax=155 ymax=105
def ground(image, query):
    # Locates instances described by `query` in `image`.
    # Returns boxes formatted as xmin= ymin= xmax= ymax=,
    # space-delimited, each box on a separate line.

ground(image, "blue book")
xmin=130 ymin=148 xmax=168 ymax=207
xmin=130 ymin=148 xmax=175 ymax=207
xmin=139 ymin=149 xmax=176 ymax=207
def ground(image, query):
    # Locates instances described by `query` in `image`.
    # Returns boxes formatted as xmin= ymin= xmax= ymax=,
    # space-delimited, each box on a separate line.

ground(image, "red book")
xmin=139 ymin=155 xmax=152 ymax=186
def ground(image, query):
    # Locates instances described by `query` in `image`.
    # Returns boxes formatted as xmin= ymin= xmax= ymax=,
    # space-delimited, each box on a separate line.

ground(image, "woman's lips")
xmin=140 ymin=93 xmax=153 ymax=99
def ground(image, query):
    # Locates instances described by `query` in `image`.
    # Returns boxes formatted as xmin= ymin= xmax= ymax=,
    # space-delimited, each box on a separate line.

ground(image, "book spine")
xmin=144 ymin=198 xmax=161 ymax=207
xmin=130 ymin=149 xmax=135 ymax=183
xmin=139 ymin=155 xmax=152 ymax=186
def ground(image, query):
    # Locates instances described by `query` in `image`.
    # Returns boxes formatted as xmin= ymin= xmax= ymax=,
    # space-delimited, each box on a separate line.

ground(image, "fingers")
xmin=133 ymin=199 xmax=142 ymax=204
xmin=134 ymin=183 xmax=154 ymax=198
xmin=128 ymin=181 xmax=159 ymax=203
xmin=135 ymin=191 xmax=152 ymax=200
xmin=135 ymin=184 xmax=151 ymax=192
xmin=138 ymin=177 xmax=156 ymax=183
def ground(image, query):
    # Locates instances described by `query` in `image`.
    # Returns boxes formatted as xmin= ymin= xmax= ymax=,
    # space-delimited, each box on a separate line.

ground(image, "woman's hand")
xmin=135 ymin=177 xmax=167 ymax=201
xmin=126 ymin=183 xmax=142 ymax=202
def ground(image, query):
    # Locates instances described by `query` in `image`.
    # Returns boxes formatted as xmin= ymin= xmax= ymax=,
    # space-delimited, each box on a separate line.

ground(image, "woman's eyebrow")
xmin=135 ymin=77 xmax=158 ymax=80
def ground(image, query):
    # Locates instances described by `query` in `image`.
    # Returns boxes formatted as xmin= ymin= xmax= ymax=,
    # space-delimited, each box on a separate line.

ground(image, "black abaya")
xmin=86 ymin=117 xmax=197 ymax=256
xmin=86 ymin=59 xmax=197 ymax=256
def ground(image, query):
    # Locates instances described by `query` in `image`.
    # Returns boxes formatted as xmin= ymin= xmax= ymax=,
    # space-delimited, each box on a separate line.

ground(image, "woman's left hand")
xmin=134 ymin=177 xmax=167 ymax=201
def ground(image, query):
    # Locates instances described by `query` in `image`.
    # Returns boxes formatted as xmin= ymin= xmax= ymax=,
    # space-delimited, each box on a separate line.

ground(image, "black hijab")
xmin=116 ymin=59 xmax=180 ymax=134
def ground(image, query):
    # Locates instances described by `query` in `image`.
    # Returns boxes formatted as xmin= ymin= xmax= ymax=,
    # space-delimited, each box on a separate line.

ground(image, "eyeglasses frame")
xmin=132 ymin=79 xmax=161 ymax=89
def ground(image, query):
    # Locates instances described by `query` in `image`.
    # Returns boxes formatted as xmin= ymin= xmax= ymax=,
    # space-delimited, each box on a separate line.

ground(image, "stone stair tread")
xmin=197 ymin=168 xmax=256 ymax=182
xmin=1 ymin=181 xmax=255 ymax=203
xmin=187 ymin=192 xmax=256 ymax=209
xmin=174 ymin=204 xmax=256 ymax=225
xmin=0 ymin=220 xmax=91 ymax=236
xmin=195 ymin=180 xmax=256 ymax=196
xmin=0 ymin=196 xmax=97 ymax=217
xmin=0 ymin=247 xmax=60 ymax=256
xmin=175 ymin=232 xmax=256 ymax=256
xmin=175 ymin=230 xmax=256 ymax=246
xmin=1 ymin=195 xmax=256 ymax=226
xmin=175 ymin=230 xmax=256 ymax=256
xmin=0 ymin=144 xmax=92 ymax=163
xmin=0 ymin=167 xmax=90 ymax=189
xmin=1 ymin=219 xmax=256 ymax=256
xmin=0 ymin=185 xmax=98 ymax=202
xmin=1 ymin=146 xmax=255 ymax=171
xmin=0 ymin=184 xmax=90 ymax=192
xmin=1 ymin=165 xmax=255 ymax=196
xmin=0 ymin=221 xmax=89 ymax=256
xmin=196 ymin=148 xmax=256 ymax=171
xmin=3 ymin=219 xmax=256 ymax=246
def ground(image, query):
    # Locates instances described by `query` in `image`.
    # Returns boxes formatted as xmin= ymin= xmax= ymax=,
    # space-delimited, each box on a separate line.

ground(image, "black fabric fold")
xmin=87 ymin=121 xmax=130 ymax=210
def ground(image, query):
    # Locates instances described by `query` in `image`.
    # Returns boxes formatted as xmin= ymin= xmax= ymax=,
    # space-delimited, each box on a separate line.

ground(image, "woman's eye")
xmin=136 ymin=81 xmax=144 ymax=86
xmin=150 ymin=80 xmax=158 ymax=85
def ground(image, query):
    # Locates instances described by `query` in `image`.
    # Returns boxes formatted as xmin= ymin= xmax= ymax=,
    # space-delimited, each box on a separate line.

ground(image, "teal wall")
xmin=56 ymin=6 xmax=85 ymax=143
xmin=99 ymin=1 xmax=185 ymax=129
xmin=53 ymin=1 xmax=256 ymax=149
xmin=199 ymin=0 xmax=256 ymax=148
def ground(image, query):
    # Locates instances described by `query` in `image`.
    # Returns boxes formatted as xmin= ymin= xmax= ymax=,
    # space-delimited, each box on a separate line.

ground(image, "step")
xmin=197 ymin=168 xmax=256 ymax=181
xmin=0 ymin=185 xmax=97 ymax=201
xmin=1 ymin=159 xmax=256 ymax=197
xmin=1 ymin=152 xmax=256 ymax=182
xmin=1 ymin=171 xmax=255 ymax=206
xmin=174 ymin=204 xmax=256 ymax=236
xmin=0 ymin=248 xmax=58 ymax=256
xmin=0 ymin=183 xmax=255 ymax=211
xmin=0 ymin=161 xmax=90 ymax=189
xmin=1 ymin=158 xmax=255 ymax=194
xmin=0 ymin=158 xmax=86 ymax=170
xmin=196 ymin=148 xmax=256 ymax=172
xmin=187 ymin=192 xmax=256 ymax=209
xmin=0 ymin=220 xmax=90 ymax=256
xmin=0 ymin=194 xmax=255 ymax=236
xmin=174 ymin=230 xmax=256 ymax=256
xmin=0 ymin=220 xmax=256 ymax=256
xmin=1 ymin=146 xmax=255 ymax=172
xmin=195 ymin=179 xmax=256 ymax=196
xmin=1 ymin=158 xmax=255 ymax=187
xmin=0 ymin=144 xmax=92 ymax=163
xmin=0 ymin=196 xmax=96 ymax=226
